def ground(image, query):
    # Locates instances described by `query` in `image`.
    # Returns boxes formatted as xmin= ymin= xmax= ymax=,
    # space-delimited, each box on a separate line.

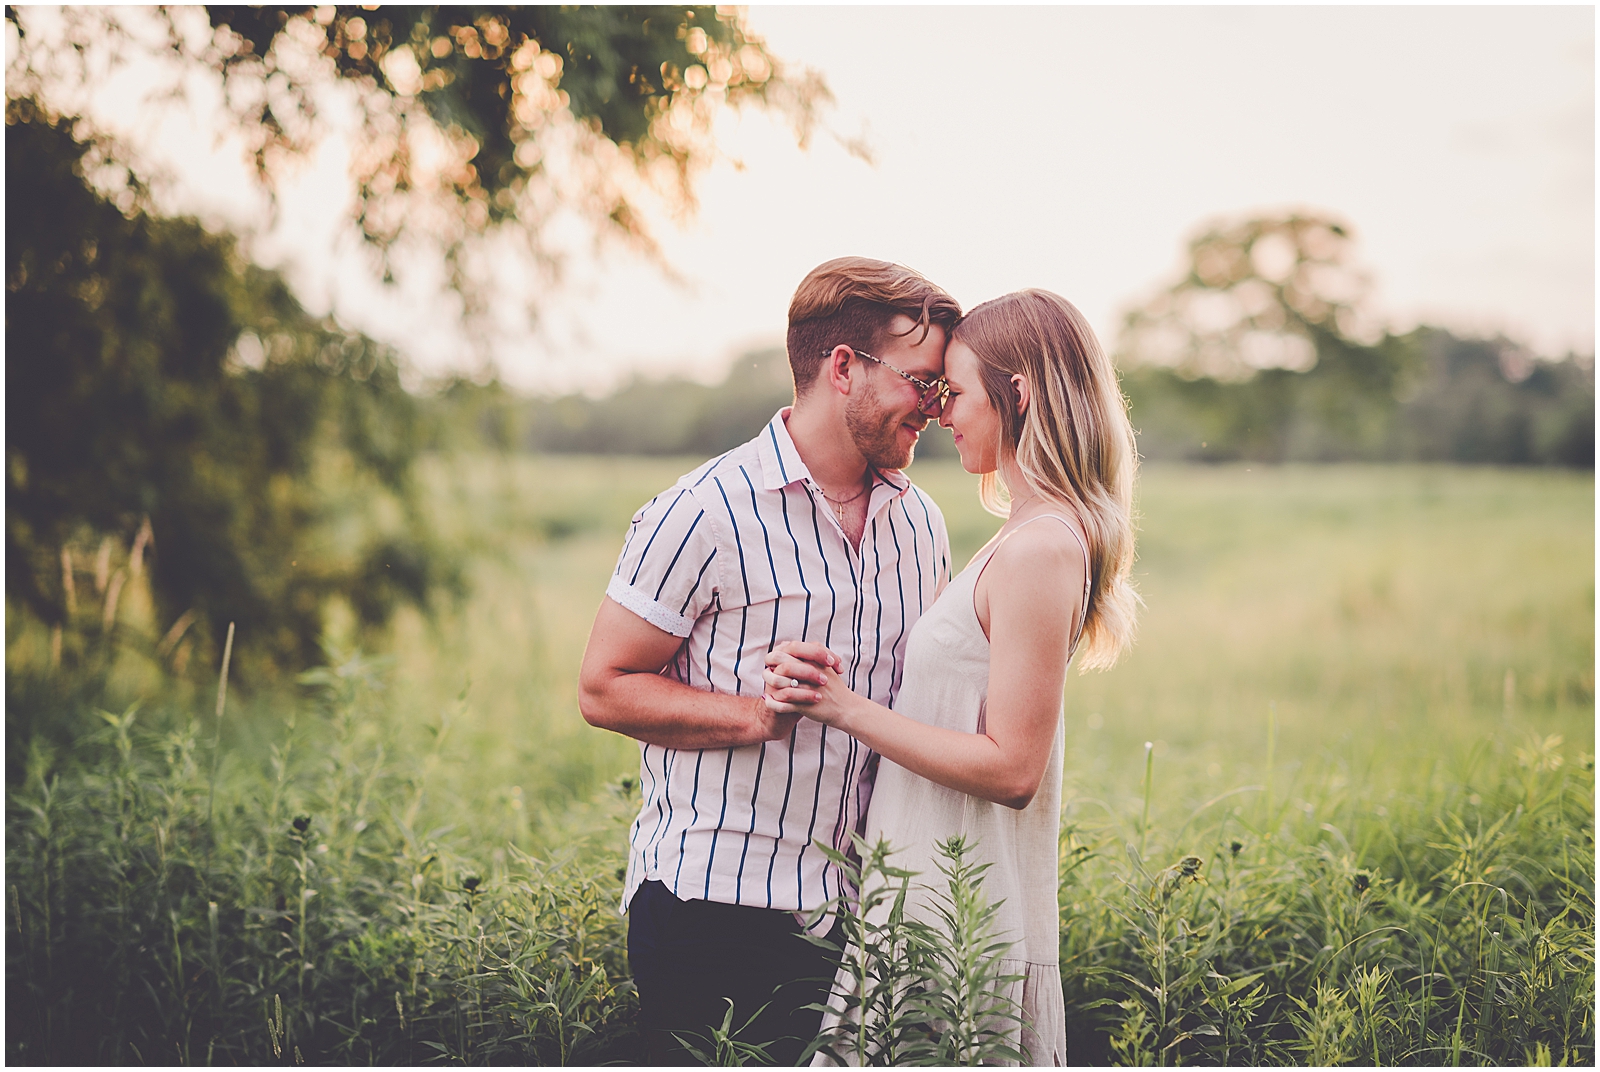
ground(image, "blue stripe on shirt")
xmin=803 ymin=723 xmax=830 ymax=904
xmin=899 ymin=498 xmax=926 ymax=615
xmin=779 ymin=487 xmax=812 ymax=641
xmin=616 ymin=490 xmax=664 ymax=576
xmin=704 ymin=602 xmax=722 ymax=698
xmin=691 ymin=448 xmax=737 ymax=488
xmin=885 ymin=509 xmax=909 ymax=695
xmin=766 ymin=721 xmax=799 ymax=908
xmin=735 ymin=740 xmax=767 ymax=903
xmin=766 ymin=422 xmax=790 ymax=485
xmin=629 ymin=488 xmax=688 ymax=585
xmin=865 ymin=517 xmax=885 ymax=700
xmin=843 ymin=532 xmax=863 ymax=692
xmin=807 ymin=492 xmax=837 ymax=648
xmin=678 ymin=548 xmax=718 ymax=616
xmin=912 ymin=489 xmax=947 ymax=580
xmin=675 ymin=748 xmax=705 ymax=890
xmin=714 ymin=476 xmax=754 ymax=607
xmin=651 ymin=509 xmax=707 ymax=601
xmin=651 ymin=746 xmax=674 ymax=873
xmin=706 ymin=744 xmax=737 ymax=900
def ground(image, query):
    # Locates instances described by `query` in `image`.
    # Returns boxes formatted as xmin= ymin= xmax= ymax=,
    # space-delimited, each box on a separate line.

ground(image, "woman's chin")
xmin=950 ymin=443 xmax=987 ymax=475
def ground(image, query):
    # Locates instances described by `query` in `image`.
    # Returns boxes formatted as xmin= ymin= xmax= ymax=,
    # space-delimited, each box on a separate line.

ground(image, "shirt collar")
xmin=757 ymin=408 xmax=809 ymax=490
xmin=757 ymin=408 xmax=910 ymax=497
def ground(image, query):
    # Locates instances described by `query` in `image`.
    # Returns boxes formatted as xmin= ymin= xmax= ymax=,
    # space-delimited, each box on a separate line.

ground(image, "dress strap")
xmin=973 ymin=513 xmax=1095 ymax=652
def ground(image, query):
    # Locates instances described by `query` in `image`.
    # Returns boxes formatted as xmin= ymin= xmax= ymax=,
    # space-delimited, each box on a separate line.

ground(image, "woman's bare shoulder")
xmin=984 ymin=516 xmax=1087 ymax=593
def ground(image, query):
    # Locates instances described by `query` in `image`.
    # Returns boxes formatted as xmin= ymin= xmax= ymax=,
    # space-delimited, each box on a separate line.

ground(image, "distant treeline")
xmin=1127 ymin=328 xmax=1594 ymax=466
xmin=429 ymin=329 xmax=1594 ymax=467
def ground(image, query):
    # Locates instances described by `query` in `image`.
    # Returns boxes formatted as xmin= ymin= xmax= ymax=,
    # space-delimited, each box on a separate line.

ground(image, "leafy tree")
xmin=3 ymin=6 xmax=822 ymax=679
xmin=6 ymin=99 xmax=457 ymax=682
xmin=6 ymin=5 xmax=821 ymax=283
xmin=1117 ymin=211 xmax=1594 ymax=466
xmin=1120 ymin=211 xmax=1388 ymax=380
xmin=1388 ymin=328 xmax=1593 ymax=467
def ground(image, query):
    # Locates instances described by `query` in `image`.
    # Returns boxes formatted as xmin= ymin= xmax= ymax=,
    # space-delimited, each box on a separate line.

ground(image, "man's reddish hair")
xmin=786 ymin=257 xmax=961 ymax=393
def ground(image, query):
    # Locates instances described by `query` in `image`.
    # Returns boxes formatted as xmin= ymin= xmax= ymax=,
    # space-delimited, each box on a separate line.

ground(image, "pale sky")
xmin=18 ymin=5 xmax=1595 ymax=394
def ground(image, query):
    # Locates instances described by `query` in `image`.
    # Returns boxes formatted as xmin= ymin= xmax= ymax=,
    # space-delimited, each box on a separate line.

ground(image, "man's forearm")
xmin=578 ymin=596 xmax=800 ymax=749
xmin=581 ymin=669 xmax=793 ymax=750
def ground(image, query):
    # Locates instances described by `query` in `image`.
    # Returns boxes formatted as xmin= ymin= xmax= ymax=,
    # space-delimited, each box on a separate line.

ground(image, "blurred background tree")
xmin=197 ymin=6 xmax=822 ymax=258
xmin=6 ymin=98 xmax=457 ymax=689
xmin=1115 ymin=210 xmax=1594 ymax=466
xmin=4 ymin=5 xmax=819 ymax=685
xmin=7 ymin=5 xmax=822 ymax=301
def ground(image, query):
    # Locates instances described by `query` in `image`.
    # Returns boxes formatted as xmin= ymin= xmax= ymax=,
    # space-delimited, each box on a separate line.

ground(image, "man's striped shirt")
xmin=607 ymin=409 xmax=951 ymax=923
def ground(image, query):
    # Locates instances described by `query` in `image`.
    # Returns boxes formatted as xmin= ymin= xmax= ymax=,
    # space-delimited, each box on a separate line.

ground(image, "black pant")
xmin=628 ymin=880 xmax=845 ymax=1066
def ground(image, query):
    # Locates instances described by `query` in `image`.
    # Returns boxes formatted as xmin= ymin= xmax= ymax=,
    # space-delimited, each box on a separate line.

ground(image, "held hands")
xmin=763 ymin=641 xmax=854 ymax=727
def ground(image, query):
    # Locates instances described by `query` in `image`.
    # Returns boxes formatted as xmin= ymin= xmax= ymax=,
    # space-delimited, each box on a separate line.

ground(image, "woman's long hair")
xmin=952 ymin=289 xmax=1139 ymax=670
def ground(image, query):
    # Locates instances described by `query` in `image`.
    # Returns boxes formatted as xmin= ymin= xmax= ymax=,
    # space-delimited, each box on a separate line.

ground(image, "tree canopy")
xmin=1115 ymin=210 xmax=1593 ymax=465
xmin=6 ymin=6 xmax=821 ymax=276
xmin=3 ymin=6 xmax=822 ymax=681
xmin=6 ymin=100 xmax=457 ymax=682
xmin=1119 ymin=211 xmax=1383 ymax=381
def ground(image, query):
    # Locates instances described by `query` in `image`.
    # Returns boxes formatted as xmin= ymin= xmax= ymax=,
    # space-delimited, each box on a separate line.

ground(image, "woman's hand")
xmin=762 ymin=641 xmax=855 ymax=727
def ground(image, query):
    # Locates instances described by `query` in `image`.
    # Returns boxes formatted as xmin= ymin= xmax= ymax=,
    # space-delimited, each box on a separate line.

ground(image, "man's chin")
xmin=850 ymin=409 xmax=924 ymax=471
xmin=894 ymin=423 xmax=928 ymax=468
xmin=868 ymin=442 xmax=917 ymax=471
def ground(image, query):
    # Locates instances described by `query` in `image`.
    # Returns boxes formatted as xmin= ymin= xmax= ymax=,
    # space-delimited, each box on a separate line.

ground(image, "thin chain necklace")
xmin=818 ymin=477 xmax=870 ymax=523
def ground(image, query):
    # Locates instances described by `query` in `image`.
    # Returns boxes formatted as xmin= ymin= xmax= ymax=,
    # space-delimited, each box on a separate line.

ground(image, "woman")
xmin=762 ymin=289 xmax=1139 ymax=1065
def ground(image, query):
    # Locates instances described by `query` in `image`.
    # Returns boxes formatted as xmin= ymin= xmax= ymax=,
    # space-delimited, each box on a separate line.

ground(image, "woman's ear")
xmin=1011 ymin=373 xmax=1030 ymax=417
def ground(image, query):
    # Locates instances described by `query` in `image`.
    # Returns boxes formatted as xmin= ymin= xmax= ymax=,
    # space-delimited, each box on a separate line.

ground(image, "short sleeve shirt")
xmin=608 ymin=409 xmax=951 ymax=922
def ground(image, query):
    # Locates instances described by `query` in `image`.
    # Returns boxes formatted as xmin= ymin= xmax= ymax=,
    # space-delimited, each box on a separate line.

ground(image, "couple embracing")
xmin=579 ymin=257 xmax=1138 ymax=1065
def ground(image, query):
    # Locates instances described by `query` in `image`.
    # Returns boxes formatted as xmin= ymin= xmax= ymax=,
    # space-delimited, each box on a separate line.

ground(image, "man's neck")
xmin=785 ymin=402 xmax=870 ymax=494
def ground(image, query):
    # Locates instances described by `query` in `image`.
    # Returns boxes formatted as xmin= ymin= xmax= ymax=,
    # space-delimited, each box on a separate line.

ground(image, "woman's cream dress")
xmin=815 ymin=515 xmax=1090 ymax=1066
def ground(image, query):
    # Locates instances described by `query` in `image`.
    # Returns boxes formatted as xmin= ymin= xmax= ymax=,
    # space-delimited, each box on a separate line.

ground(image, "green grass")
xmin=6 ymin=457 xmax=1593 ymax=1064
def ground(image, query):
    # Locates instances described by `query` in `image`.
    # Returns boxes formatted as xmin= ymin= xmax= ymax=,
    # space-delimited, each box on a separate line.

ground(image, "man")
xmin=577 ymin=256 xmax=961 ymax=1064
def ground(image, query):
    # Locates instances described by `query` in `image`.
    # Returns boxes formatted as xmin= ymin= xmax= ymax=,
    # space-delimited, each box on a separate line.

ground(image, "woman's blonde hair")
xmin=952 ymin=289 xmax=1139 ymax=670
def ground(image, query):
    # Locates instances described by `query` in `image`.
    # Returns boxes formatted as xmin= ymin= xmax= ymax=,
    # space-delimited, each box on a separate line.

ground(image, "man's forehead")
xmin=881 ymin=316 xmax=948 ymax=378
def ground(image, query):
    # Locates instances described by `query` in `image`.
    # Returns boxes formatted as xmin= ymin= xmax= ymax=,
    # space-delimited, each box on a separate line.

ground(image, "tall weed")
xmin=805 ymin=835 xmax=1025 ymax=1066
xmin=7 ymin=654 xmax=640 ymax=1065
xmin=1059 ymin=725 xmax=1595 ymax=1065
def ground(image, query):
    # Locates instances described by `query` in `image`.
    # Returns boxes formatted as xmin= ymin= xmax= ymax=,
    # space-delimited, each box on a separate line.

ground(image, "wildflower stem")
xmin=1140 ymin=741 xmax=1155 ymax=856
xmin=1265 ymin=702 xmax=1277 ymax=837
xmin=206 ymin=622 xmax=235 ymax=830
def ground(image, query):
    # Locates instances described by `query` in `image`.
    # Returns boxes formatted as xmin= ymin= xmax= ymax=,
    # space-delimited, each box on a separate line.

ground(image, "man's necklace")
xmin=818 ymin=479 xmax=870 ymax=523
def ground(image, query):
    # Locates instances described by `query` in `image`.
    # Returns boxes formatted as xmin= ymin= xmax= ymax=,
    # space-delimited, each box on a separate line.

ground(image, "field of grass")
xmin=7 ymin=456 xmax=1593 ymax=1064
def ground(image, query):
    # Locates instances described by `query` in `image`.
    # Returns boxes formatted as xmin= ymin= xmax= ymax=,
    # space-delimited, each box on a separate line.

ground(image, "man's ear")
xmin=823 ymin=345 xmax=858 ymax=396
xmin=1011 ymin=373 xmax=1030 ymax=417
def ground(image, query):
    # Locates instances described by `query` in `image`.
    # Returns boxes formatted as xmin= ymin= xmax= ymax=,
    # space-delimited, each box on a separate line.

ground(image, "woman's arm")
xmin=765 ymin=522 xmax=1083 ymax=810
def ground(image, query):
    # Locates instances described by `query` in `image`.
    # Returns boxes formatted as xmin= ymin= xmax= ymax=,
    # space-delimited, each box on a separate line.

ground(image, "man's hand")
xmin=579 ymin=598 xmax=802 ymax=750
xmin=762 ymin=642 xmax=859 ymax=729
xmin=767 ymin=640 xmax=842 ymax=682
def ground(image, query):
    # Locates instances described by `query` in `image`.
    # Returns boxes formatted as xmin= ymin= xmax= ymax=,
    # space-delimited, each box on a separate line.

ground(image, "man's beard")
xmin=846 ymin=385 xmax=925 ymax=470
